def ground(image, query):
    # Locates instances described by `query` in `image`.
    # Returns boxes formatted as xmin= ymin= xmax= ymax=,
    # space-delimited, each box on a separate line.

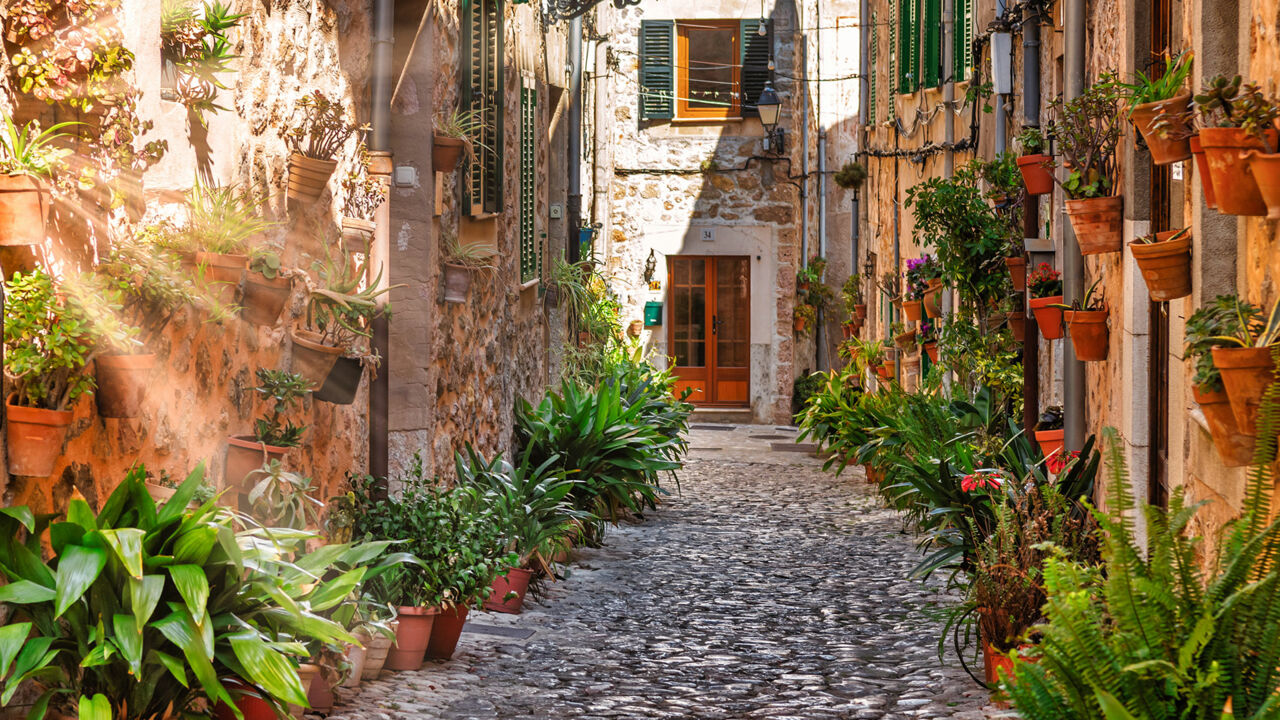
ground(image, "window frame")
xmin=675 ymin=20 xmax=741 ymax=120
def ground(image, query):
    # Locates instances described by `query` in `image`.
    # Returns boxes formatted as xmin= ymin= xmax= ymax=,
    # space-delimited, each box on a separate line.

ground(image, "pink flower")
xmin=961 ymin=471 xmax=1005 ymax=493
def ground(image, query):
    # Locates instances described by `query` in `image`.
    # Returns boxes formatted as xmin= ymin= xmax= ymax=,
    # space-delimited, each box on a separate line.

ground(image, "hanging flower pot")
xmin=1034 ymin=428 xmax=1064 ymax=460
xmin=841 ymin=321 xmax=855 ymax=340
xmin=1016 ymin=154 xmax=1054 ymax=195
xmin=1244 ymin=150 xmax=1280 ymax=220
xmin=313 ymin=356 xmax=364 ymax=405
xmin=1064 ymin=308 xmax=1109 ymax=362
xmin=0 ymin=174 xmax=50 ymax=246
xmin=1004 ymin=256 xmax=1027 ymax=292
xmin=1064 ymin=196 xmax=1123 ymax=255
xmin=793 ymin=315 xmax=808 ymax=333
xmin=5 ymin=397 xmax=72 ymax=477
xmin=902 ymin=299 xmax=923 ymax=322
xmin=224 ymin=436 xmax=290 ymax=490
xmin=387 ymin=607 xmax=438 ymax=670
xmin=854 ymin=303 xmax=867 ymax=321
xmin=1129 ymin=93 xmax=1193 ymax=165
xmin=432 ymin=135 xmax=467 ymax=172
xmin=195 ymin=252 xmax=246 ymax=306
xmin=1189 ymin=135 xmax=1218 ymax=210
xmin=241 ymin=273 xmax=292 ymax=327
xmin=361 ymin=624 xmax=396 ymax=680
xmin=443 ymin=263 xmax=473 ymax=304
xmin=1199 ymin=127 xmax=1275 ymax=216
xmin=484 ymin=567 xmax=535 ymax=614
xmin=290 ymin=329 xmax=343 ymax=386
xmin=922 ymin=342 xmax=939 ymax=364
xmin=94 ymin=353 xmax=156 ymax=419
xmin=1007 ymin=311 xmax=1025 ymax=343
xmin=287 ymin=152 xmax=338 ymax=205
xmin=426 ymin=605 xmax=469 ymax=660
xmin=1193 ymin=384 xmax=1256 ymax=467
xmin=1029 ymin=295 xmax=1065 ymax=340
xmin=1129 ymin=229 xmax=1192 ymax=301
xmin=923 ymin=280 xmax=944 ymax=318
xmin=877 ymin=361 xmax=895 ymax=381
xmin=341 ymin=217 xmax=376 ymax=255
xmin=1211 ymin=346 xmax=1277 ymax=435
xmin=894 ymin=330 xmax=917 ymax=350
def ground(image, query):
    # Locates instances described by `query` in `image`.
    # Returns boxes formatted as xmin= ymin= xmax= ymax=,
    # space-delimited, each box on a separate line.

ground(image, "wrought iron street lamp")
xmin=757 ymin=83 xmax=785 ymax=154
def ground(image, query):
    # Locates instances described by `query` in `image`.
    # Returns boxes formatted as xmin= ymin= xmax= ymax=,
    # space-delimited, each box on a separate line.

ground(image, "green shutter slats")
xmin=739 ymin=19 xmax=773 ymax=117
xmin=519 ymin=84 xmax=539 ymax=283
xmin=868 ymin=12 xmax=877 ymax=124
xmin=463 ymin=0 xmax=503 ymax=216
xmin=897 ymin=0 xmax=919 ymax=93
xmin=922 ymin=0 xmax=941 ymax=87
xmin=638 ymin=20 xmax=674 ymax=120
xmin=952 ymin=0 xmax=973 ymax=81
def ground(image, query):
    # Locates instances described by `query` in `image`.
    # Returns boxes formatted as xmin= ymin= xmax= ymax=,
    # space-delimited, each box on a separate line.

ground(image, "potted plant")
xmin=442 ymin=233 xmax=496 ymax=304
xmin=1195 ymin=76 xmax=1279 ymax=216
xmin=433 ymin=109 xmax=485 ymax=173
xmin=902 ymin=256 xmax=930 ymax=322
xmin=0 ymin=115 xmax=72 ymax=246
xmin=1115 ymin=51 xmax=1195 ymax=165
xmin=145 ymin=467 xmax=217 ymax=508
xmin=1027 ymin=262 xmax=1065 ymax=340
xmin=793 ymin=302 xmax=816 ymax=335
xmin=1208 ymin=294 xmax=1279 ymax=436
xmin=297 ymin=251 xmax=396 ymax=388
xmin=161 ymin=0 xmax=245 ymax=123
xmin=286 ymin=90 xmax=367 ymax=205
xmin=1129 ymin=227 xmax=1192 ymax=301
xmin=892 ymin=321 xmax=916 ymax=350
xmin=1059 ymin=279 xmax=1109 ymax=362
xmin=178 ymin=178 xmax=276 ymax=304
xmin=1005 ymin=304 xmax=1026 ymax=343
xmin=1015 ymin=126 xmax=1053 ymax=195
xmin=243 ymin=246 xmax=294 ymax=326
xmin=843 ymin=272 xmax=866 ymax=322
xmin=919 ymin=320 xmax=939 ymax=363
xmin=1185 ymin=296 xmax=1258 ymax=466
xmin=341 ymin=143 xmax=387 ymax=255
xmin=246 ymin=461 xmax=324 ymax=530
xmin=833 ymin=160 xmax=868 ymax=191
xmin=225 ymin=368 xmax=313 ymax=490
xmin=1034 ymin=405 xmax=1065 ymax=461
xmin=1050 ymin=77 xmax=1123 ymax=255
xmin=1238 ymin=90 xmax=1280 ymax=219
xmin=979 ymin=152 xmax=1023 ymax=208
xmin=1004 ymin=242 xmax=1027 ymax=293
xmin=919 ymin=258 xmax=945 ymax=319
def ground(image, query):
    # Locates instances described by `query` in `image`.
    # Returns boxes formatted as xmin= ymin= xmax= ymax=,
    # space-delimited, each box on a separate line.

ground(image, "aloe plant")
xmin=0 ymin=116 xmax=76 ymax=176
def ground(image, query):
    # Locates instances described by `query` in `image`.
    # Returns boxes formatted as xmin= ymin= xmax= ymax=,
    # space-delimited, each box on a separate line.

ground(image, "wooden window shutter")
xmin=868 ymin=13 xmax=877 ymax=124
xmin=922 ymin=0 xmax=941 ymax=87
xmin=952 ymin=0 xmax=973 ymax=81
xmin=638 ymin=20 xmax=674 ymax=120
xmin=739 ymin=19 xmax=773 ymax=118
xmin=519 ymin=81 xmax=539 ymax=283
xmin=463 ymin=0 xmax=503 ymax=216
xmin=896 ymin=0 xmax=919 ymax=93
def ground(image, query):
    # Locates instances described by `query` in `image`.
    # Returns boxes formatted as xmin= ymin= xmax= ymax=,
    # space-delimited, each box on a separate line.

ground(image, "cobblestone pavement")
xmin=324 ymin=425 xmax=997 ymax=719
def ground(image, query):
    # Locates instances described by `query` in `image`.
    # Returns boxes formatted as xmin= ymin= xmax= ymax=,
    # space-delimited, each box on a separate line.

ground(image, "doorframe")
xmin=666 ymin=255 xmax=751 ymax=408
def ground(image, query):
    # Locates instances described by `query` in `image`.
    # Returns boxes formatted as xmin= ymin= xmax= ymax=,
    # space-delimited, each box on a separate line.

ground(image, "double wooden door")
xmin=667 ymin=256 xmax=750 ymax=406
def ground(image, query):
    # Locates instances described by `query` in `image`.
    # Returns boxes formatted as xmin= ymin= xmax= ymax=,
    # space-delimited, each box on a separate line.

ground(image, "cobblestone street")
xmin=325 ymin=425 xmax=995 ymax=719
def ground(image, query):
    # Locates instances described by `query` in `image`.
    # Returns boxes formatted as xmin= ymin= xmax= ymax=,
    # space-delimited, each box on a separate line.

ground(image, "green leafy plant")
xmin=443 ymin=233 xmax=497 ymax=269
xmin=834 ymin=160 xmax=868 ymax=190
xmin=1113 ymin=51 xmax=1194 ymax=111
xmin=1134 ymin=226 xmax=1189 ymax=244
xmin=306 ymin=252 xmax=400 ymax=354
xmin=252 ymin=367 xmax=313 ymax=447
xmin=1036 ymin=405 xmax=1063 ymax=431
xmin=1206 ymin=293 xmax=1280 ymax=348
xmin=161 ymin=0 xmax=245 ymax=121
xmin=248 ymin=245 xmax=283 ymax=279
xmin=1016 ymin=126 xmax=1046 ymax=154
xmin=1050 ymin=277 xmax=1105 ymax=311
xmin=0 ymin=116 xmax=75 ymax=176
xmin=1050 ymin=76 xmax=1122 ymax=199
xmin=979 ymin=152 xmax=1024 ymax=201
xmin=289 ymin=90 xmax=368 ymax=161
xmin=1185 ymin=295 xmax=1263 ymax=392
xmin=247 ymin=460 xmax=324 ymax=530
xmin=177 ymin=177 xmax=276 ymax=255
xmin=841 ymin=273 xmax=862 ymax=315
xmin=4 ymin=269 xmax=99 ymax=410
xmin=342 ymin=143 xmax=388 ymax=221
xmin=1026 ymin=262 xmax=1062 ymax=298
xmin=796 ymin=256 xmax=834 ymax=310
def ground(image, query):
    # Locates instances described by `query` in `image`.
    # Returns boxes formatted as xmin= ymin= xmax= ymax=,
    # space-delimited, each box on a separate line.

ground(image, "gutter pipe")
xmin=1063 ymin=0 xmax=1086 ymax=451
xmin=368 ymin=0 xmax=394 ymax=481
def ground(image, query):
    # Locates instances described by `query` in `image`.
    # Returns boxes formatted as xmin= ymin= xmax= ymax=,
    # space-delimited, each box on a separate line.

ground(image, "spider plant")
xmin=0 ymin=117 xmax=76 ymax=176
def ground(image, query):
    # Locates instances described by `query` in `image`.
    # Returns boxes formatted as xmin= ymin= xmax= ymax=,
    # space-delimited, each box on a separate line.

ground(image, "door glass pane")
xmin=715 ymin=258 xmax=749 ymax=368
xmin=683 ymin=24 xmax=736 ymax=111
xmin=670 ymin=258 xmax=706 ymax=368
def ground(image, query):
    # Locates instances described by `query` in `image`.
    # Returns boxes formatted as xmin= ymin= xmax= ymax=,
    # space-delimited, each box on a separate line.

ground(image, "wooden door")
xmin=668 ymin=256 xmax=750 ymax=406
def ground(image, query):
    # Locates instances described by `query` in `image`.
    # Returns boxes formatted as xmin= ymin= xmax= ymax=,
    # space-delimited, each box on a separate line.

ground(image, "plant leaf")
xmin=54 ymin=544 xmax=108 ymax=618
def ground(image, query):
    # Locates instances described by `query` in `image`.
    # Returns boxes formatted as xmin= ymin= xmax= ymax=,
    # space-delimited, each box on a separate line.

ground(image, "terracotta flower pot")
xmin=1244 ymin=151 xmax=1280 ymax=220
xmin=313 ymin=355 xmax=364 ymax=405
xmin=291 ymin=664 xmax=320 ymax=719
xmin=1065 ymin=309 xmax=1108 ymax=362
xmin=902 ymin=299 xmax=923 ymax=322
xmin=287 ymin=152 xmax=338 ymax=205
xmin=341 ymin=217 xmax=376 ymax=255
xmin=290 ymin=329 xmax=342 ymax=386
xmin=195 ymin=252 xmax=246 ymax=306
xmin=342 ymin=637 xmax=368 ymax=689
xmin=923 ymin=280 xmax=944 ymax=318
xmin=95 ymin=352 xmax=156 ymax=418
xmin=0 ymin=173 xmax=51 ymax=246
xmin=361 ymin=625 xmax=396 ymax=680
xmin=387 ymin=606 xmax=438 ymax=671
xmin=224 ymin=435 xmax=289 ymax=490
xmin=1199 ymin=127 xmax=1276 ymax=216
xmin=1029 ymin=295 xmax=1065 ymax=340
xmin=484 ymin=567 xmax=535 ymax=614
xmin=306 ymin=670 xmax=334 ymax=715
xmin=1034 ymin=428 xmax=1064 ymax=461
xmin=1129 ymin=93 xmax=1193 ymax=165
xmin=854 ymin=303 xmax=867 ymax=321
xmin=241 ymin=272 xmax=292 ymax=327
xmin=923 ymin=342 xmax=939 ymax=364
xmin=5 ymin=398 xmax=73 ymax=477
xmin=213 ymin=680 xmax=278 ymax=720
xmin=1212 ymin=346 xmax=1278 ymax=435
xmin=1193 ymin=385 xmax=1256 ymax=467
xmin=793 ymin=316 xmax=808 ymax=333
xmin=426 ymin=605 xmax=469 ymax=660
xmin=841 ymin=321 xmax=855 ymax=340
xmin=1004 ymin=256 xmax=1027 ymax=292
xmin=432 ymin=135 xmax=467 ymax=172
xmin=1129 ymin=229 xmax=1192 ymax=301
xmin=1017 ymin=154 xmax=1054 ymax=195
xmin=894 ymin=331 xmax=917 ymax=350
xmin=1189 ymin=135 xmax=1217 ymax=210
xmin=1007 ymin=311 xmax=1025 ymax=343
xmin=1064 ymin=195 xmax=1123 ymax=255
xmin=443 ymin=263 xmax=473 ymax=303
xmin=877 ymin=361 xmax=895 ymax=381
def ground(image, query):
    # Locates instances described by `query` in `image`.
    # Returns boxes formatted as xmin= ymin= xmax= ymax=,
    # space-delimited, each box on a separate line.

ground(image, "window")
xmin=953 ymin=0 xmax=974 ymax=82
xmin=638 ymin=19 xmax=773 ymax=121
xmin=519 ymin=80 xmax=539 ymax=283
xmin=462 ymin=0 xmax=503 ymax=216
xmin=896 ymin=0 xmax=946 ymax=93
xmin=868 ymin=12 xmax=877 ymax=124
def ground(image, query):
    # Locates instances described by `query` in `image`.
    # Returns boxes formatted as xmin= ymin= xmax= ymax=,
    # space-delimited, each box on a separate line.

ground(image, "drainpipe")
xmin=818 ymin=129 xmax=827 ymax=370
xmin=1021 ymin=8 xmax=1042 ymax=439
xmin=993 ymin=0 xmax=1007 ymax=152
xmin=1063 ymin=0 xmax=1085 ymax=451
xmin=857 ymin=0 xmax=869 ymax=288
xmin=800 ymin=39 xmax=810 ymax=266
xmin=939 ymin=0 xmax=954 ymax=383
xmin=567 ymin=16 xmax=584 ymax=262
xmin=368 ymin=0 xmax=394 ymax=482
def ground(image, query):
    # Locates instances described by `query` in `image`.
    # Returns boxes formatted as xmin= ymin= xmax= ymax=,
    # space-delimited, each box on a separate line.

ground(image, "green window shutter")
xmin=519 ymin=82 xmax=539 ymax=283
xmin=739 ymin=19 xmax=773 ymax=117
xmin=638 ymin=20 xmax=674 ymax=120
xmin=922 ymin=0 xmax=941 ymax=87
xmin=897 ymin=0 xmax=919 ymax=93
xmin=868 ymin=13 xmax=877 ymax=124
xmin=463 ymin=0 xmax=503 ymax=216
xmin=952 ymin=0 xmax=973 ymax=81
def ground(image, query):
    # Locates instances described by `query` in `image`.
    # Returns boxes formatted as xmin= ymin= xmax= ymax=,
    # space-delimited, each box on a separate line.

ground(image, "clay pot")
xmin=0 ymin=174 xmax=50 ymax=246
xmin=1064 ymin=309 xmax=1109 ymax=362
xmin=1004 ymin=256 xmax=1027 ymax=292
xmin=306 ymin=670 xmax=334 ymax=715
xmin=241 ymin=272 xmax=292 ymax=326
xmin=1007 ymin=311 xmax=1025 ymax=343
xmin=5 ymin=398 xmax=72 ymax=477
xmin=1034 ymin=428 xmax=1064 ymax=461
xmin=894 ymin=331 xmax=917 ymax=350
xmin=902 ymin=299 xmax=923 ymax=322
xmin=854 ymin=303 xmax=867 ymax=321
xmin=1064 ymin=196 xmax=1123 ymax=255
xmin=361 ymin=625 xmax=396 ymax=680
xmin=484 ymin=567 xmax=535 ymax=614
xmin=1244 ymin=151 xmax=1280 ymax=220
xmin=313 ymin=356 xmax=364 ymax=405
xmin=224 ymin=436 xmax=289 ymax=490
xmin=923 ymin=342 xmax=939 ymax=364
xmin=290 ymin=329 xmax=342 ymax=386
xmin=291 ymin=664 xmax=320 ymax=719
xmin=195 ymin=252 xmax=246 ymax=305
xmin=1130 ymin=93 xmax=1193 ymax=165
xmin=341 ymin=217 xmax=376 ymax=255
xmin=1212 ymin=347 xmax=1278 ymax=435
xmin=793 ymin=315 xmax=808 ymax=333
xmin=432 ymin=134 xmax=467 ymax=172
xmin=1189 ymin=135 xmax=1217 ymax=210
xmin=342 ymin=631 xmax=371 ymax=689
xmin=287 ymin=152 xmax=338 ymax=205
xmin=426 ymin=605 xmax=469 ymax=660
xmin=1129 ymin=229 xmax=1192 ymax=301
xmin=876 ymin=361 xmax=894 ymax=381
xmin=1193 ymin=385 xmax=1256 ymax=467
xmin=923 ymin=280 xmax=944 ymax=318
xmin=1017 ymin=154 xmax=1054 ymax=195
xmin=386 ymin=607 xmax=438 ymax=671
xmin=443 ymin=263 xmax=472 ymax=303
xmin=94 ymin=353 xmax=156 ymax=418
xmin=213 ymin=681 xmax=277 ymax=720
xmin=1029 ymin=295 xmax=1065 ymax=340
xmin=1199 ymin=127 xmax=1276 ymax=216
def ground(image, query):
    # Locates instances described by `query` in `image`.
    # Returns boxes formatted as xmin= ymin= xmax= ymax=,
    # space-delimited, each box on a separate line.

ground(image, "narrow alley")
xmin=323 ymin=426 xmax=994 ymax=719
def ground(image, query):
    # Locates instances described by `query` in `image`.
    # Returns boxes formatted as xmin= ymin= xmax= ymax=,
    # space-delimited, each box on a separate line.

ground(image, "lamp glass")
xmin=756 ymin=84 xmax=781 ymax=129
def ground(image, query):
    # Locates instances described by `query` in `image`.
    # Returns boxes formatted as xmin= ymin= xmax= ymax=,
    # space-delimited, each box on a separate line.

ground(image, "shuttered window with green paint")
xmin=868 ymin=13 xmax=877 ymax=124
xmin=638 ymin=20 xmax=674 ymax=120
xmin=896 ymin=0 xmax=918 ymax=93
xmin=519 ymin=81 xmax=539 ymax=283
xmin=739 ymin=18 xmax=773 ymax=117
xmin=462 ymin=0 xmax=503 ymax=216
xmin=921 ymin=0 xmax=941 ymax=87
xmin=953 ymin=0 xmax=974 ymax=81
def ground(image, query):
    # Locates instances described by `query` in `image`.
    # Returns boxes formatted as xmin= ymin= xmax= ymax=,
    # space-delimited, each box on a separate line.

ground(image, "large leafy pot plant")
xmin=1050 ymin=77 xmax=1122 ymax=199
xmin=0 ymin=465 xmax=377 ymax=719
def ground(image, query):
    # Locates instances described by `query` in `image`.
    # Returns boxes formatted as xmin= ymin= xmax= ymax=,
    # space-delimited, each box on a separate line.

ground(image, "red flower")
xmin=961 ymin=471 xmax=1005 ymax=492
xmin=1046 ymin=449 xmax=1080 ymax=474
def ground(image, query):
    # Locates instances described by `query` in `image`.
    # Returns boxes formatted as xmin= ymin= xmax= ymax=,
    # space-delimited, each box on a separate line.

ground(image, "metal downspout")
xmin=857 ymin=0 xmax=869 ymax=295
xmin=1063 ymin=0 xmax=1086 ymax=451
xmin=1021 ymin=9 xmax=1042 ymax=440
xmin=368 ymin=0 xmax=394 ymax=481
xmin=939 ymin=0 xmax=954 ymax=383
xmin=567 ymin=16 xmax=584 ymax=262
